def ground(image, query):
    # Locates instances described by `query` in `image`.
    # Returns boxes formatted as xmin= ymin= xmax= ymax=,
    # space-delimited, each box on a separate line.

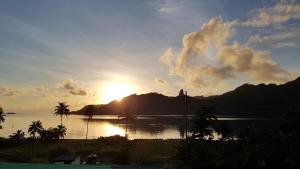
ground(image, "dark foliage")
xmin=177 ymin=106 xmax=300 ymax=169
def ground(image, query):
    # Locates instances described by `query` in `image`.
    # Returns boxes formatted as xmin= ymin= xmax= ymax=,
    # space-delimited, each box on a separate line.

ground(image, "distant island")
xmin=72 ymin=77 xmax=300 ymax=118
xmin=6 ymin=112 xmax=16 ymax=115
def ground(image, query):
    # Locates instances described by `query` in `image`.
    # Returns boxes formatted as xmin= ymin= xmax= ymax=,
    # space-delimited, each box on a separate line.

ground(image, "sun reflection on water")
xmin=103 ymin=123 xmax=125 ymax=137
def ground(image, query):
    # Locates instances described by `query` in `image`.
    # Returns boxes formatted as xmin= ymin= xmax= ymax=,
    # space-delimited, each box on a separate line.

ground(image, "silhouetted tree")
xmin=56 ymin=125 xmax=67 ymax=139
xmin=84 ymin=105 xmax=95 ymax=141
xmin=28 ymin=120 xmax=44 ymax=139
xmin=54 ymin=102 xmax=70 ymax=126
xmin=191 ymin=106 xmax=217 ymax=140
xmin=0 ymin=107 xmax=5 ymax=129
xmin=40 ymin=128 xmax=54 ymax=141
xmin=28 ymin=120 xmax=44 ymax=154
xmin=10 ymin=130 xmax=25 ymax=142
xmin=40 ymin=126 xmax=65 ymax=141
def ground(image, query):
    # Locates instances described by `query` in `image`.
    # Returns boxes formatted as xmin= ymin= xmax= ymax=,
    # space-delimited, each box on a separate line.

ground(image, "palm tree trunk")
xmin=31 ymin=136 xmax=35 ymax=155
xmin=125 ymin=118 xmax=128 ymax=138
xmin=86 ymin=117 xmax=89 ymax=141
xmin=60 ymin=115 xmax=62 ymax=126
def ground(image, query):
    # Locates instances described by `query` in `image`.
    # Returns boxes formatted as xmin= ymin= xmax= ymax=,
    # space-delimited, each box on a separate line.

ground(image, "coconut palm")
xmin=56 ymin=125 xmax=67 ymax=139
xmin=28 ymin=120 xmax=44 ymax=139
xmin=10 ymin=130 xmax=25 ymax=142
xmin=84 ymin=105 xmax=95 ymax=141
xmin=54 ymin=102 xmax=70 ymax=125
xmin=0 ymin=107 xmax=5 ymax=129
xmin=40 ymin=128 xmax=54 ymax=141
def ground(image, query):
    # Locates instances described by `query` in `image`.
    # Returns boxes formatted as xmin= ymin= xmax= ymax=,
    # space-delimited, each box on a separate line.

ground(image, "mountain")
xmin=72 ymin=92 xmax=202 ymax=116
xmin=201 ymin=77 xmax=300 ymax=117
xmin=72 ymin=77 xmax=300 ymax=117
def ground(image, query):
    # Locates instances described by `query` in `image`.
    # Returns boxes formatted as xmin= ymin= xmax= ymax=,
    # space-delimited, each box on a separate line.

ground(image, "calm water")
xmin=0 ymin=113 xmax=280 ymax=139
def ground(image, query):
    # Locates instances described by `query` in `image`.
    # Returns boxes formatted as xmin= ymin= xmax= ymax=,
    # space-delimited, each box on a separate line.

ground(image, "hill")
xmin=72 ymin=91 xmax=202 ymax=116
xmin=201 ymin=77 xmax=300 ymax=117
xmin=72 ymin=77 xmax=300 ymax=117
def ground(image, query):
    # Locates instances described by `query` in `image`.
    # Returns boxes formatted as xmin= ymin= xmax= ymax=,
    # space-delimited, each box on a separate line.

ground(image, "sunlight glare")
xmin=101 ymin=82 xmax=135 ymax=103
xmin=106 ymin=125 xmax=125 ymax=136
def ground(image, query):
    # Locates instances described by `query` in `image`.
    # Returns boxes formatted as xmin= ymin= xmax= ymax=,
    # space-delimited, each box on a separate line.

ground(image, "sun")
xmin=101 ymin=82 xmax=135 ymax=103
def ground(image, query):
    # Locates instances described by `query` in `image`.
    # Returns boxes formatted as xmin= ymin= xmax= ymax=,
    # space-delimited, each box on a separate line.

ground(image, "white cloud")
xmin=246 ymin=29 xmax=300 ymax=48
xmin=242 ymin=0 xmax=300 ymax=27
xmin=272 ymin=42 xmax=297 ymax=48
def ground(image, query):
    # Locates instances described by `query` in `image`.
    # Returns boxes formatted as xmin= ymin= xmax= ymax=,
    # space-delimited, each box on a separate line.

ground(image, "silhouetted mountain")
xmin=73 ymin=77 xmax=300 ymax=117
xmin=73 ymin=91 xmax=202 ymax=116
xmin=201 ymin=77 xmax=300 ymax=117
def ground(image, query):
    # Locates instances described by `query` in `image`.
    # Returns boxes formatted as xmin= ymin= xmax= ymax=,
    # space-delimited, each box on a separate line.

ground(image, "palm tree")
xmin=40 ymin=128 xmax=54 ymax=141
xmin=56 ymin=125 xmax=67 ymax=139
xmin=28 ymin=120 xmax=44 ymax=139
xmin=54 ymin=102 xmax=70 ymax=126
xmin=0 ymin=107 xmax=6 ymax=129
xmin=10 ymin=130 xmax=25 ymax=142
xmin=84 ymin=105 xmax=95 ymax=141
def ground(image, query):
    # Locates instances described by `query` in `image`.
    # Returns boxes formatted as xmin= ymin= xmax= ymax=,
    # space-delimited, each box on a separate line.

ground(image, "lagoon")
xmin=0 ymin=113 xmax=281 ymax=139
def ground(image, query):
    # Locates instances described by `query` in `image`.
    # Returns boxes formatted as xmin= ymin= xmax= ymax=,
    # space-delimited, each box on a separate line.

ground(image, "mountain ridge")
xmin=72 ymin=77 xmax=300 ymax=117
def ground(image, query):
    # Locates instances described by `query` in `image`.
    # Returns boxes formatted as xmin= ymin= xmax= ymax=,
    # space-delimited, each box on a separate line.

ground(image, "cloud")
xmin=272 ymin=42 xmax=297 ymax=48
xmin=154 ymin=78 xmax=168 ymax=85
xmin=219 ymin=42 xmax=293 ymax=83
xmin=246 ymin=29 xmax=300 ymax=47
xmin=242 ymin=0 xmax=300 ymax=27
xmin=62 ymin=79 xmax=87 ymax=96
xmin=173 ymin=16 xmax=233 ymax=73
xmin=36 ymin=86 xmax=56 ymax=97
xmin=160 ymin=48 xmax=174 ymax=67
xmin=0 ymin=86 xmax=16 ymax=96
xmin=69 ymin=89 xmax=87 ymax=96
xmin=160 ymin=16 xmax=296 ymax=95
xmin=63 ymin=79 xmax=77 ymax=90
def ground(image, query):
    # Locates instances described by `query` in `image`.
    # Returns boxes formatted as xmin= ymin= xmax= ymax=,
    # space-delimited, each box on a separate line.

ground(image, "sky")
xmin=0 ymin=0 xmax=300 ymax=113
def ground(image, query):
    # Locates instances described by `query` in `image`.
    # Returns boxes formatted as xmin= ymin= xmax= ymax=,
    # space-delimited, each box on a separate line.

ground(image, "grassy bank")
xmin=0 ymin=137 xmax=180 ymax=166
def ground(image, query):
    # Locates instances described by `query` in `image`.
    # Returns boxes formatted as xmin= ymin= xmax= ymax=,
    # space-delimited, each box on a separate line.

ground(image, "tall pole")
xmin=185 ymin=91 xmax=188 ymax=154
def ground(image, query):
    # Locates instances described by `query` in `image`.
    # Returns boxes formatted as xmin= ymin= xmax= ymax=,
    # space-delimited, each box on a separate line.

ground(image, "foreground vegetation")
xmin=0 ymin=136 xmax=178 ymax=167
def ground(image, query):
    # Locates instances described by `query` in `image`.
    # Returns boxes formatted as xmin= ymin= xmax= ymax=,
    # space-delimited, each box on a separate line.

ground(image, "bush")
xmin=49 ymin=145 xmax=73 ymax=160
